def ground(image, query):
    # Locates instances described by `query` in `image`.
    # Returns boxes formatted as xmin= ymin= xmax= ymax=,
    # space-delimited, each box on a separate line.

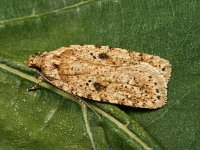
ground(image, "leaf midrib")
xmin=0 ymin=61 xmax=154 ymax=150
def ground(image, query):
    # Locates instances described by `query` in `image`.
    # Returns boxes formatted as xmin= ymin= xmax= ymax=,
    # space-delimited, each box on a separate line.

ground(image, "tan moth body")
xmin=28 ymin=45 xmax=171 ymax=109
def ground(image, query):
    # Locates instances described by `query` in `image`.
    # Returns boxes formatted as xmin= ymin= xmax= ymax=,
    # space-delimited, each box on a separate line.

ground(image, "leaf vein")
xmin=0 ymin=62 xmax=154 ymax=150
xmin=0 ymin=0 xmax=98 ymax=25
xmin=82 ymin=106 xmax=97 ymax=150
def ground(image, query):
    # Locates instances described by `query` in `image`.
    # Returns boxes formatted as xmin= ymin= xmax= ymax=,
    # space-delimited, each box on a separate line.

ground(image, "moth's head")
xmin=28 ymin=52 xmax=44 ymax=71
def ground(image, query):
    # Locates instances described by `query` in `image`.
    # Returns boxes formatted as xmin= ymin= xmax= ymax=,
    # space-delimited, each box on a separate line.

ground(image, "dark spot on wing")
xmin=162 ymin=67 xmax=166 ymax=71
xmin=139 ymin=53 xmax=143 ymax=56
xmin=98 ymin=53 xmax=109 ymax=59
xmin=157 ymin=96 xmax=160 ymax=100
xmin=150 ymin=56 xmax=154 ymax=59
xmin=95 ymin=45 xmax=101 ymax=48
xmin=53 ymin=63 xmax=60 ymax=69
xmin=87 ymin=94 xmax=92 ymax=99
xmin=93 ymin=82 xmax=106 ymax=91
xmin=108 ymin=46 xmax=113 ymax=49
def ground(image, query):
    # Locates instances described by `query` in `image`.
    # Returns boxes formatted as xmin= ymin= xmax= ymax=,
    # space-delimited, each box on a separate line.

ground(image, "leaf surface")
xmin=0 ymin=0 xmax=200 ymax=149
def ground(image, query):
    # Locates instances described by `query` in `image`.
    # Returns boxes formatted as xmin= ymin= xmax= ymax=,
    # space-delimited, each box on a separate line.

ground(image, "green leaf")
xmin=0 ymin=0 xmax=199 ymax=149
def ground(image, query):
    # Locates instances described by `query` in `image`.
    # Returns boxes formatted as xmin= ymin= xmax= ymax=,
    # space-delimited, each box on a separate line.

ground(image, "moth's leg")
xmin=27 ymin=76 xmax=44 ymax=91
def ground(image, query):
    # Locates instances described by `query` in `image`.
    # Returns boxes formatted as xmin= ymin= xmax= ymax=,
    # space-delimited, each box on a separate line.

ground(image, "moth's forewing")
xmin=28 ymin=45 xmax=171 ymax=109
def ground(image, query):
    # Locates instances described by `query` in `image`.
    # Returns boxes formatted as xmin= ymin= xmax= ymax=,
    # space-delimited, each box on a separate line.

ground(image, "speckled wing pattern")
xmin=28 ymin=45 xmax=171 ymax=109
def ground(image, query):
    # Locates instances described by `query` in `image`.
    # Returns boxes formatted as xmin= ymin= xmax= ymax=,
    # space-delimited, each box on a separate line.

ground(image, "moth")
xmin=28 ymin=45 xmax=171 ymax=109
